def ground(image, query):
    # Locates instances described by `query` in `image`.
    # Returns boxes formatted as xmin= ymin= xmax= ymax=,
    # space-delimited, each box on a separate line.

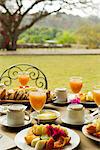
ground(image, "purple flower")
xmin=70 ymin=97 xmax=80 ymax=104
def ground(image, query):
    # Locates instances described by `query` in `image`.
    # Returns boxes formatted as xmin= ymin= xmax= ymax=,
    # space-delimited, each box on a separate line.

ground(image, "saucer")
xmin=0 ymin=115 xmax=32 ymax=127
xmin=53 ymin=98 xmax=69 ymax=106
xmin=30 ymin=109 xmax=60 ymax=123
xmin=61 ymin=115 xmax=92 ymax=125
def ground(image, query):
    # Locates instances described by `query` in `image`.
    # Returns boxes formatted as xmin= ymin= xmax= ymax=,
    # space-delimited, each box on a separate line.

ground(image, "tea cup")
xmin=66 ymin=104 xmax=85 ymax=124
xmin=7 ymin=104 xmax=30 ymax=126
xmin=55 ymin=88 xmax=67 ymax=102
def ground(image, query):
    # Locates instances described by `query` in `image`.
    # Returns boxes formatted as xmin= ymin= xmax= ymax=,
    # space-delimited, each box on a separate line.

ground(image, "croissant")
xmin=0 ymin=89 xmax=6 ymax=100
xmin=7 ymin=89 xmax=15 ymax=100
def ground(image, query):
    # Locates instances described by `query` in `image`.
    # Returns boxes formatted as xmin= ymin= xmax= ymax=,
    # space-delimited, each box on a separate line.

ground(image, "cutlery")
xmin=90 ymin=109 xmax=98 ymax=117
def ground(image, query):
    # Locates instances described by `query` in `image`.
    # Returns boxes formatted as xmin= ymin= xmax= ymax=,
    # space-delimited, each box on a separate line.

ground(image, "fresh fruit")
xmin=45 ymin=137 xmax=54 ymax=150
xmin=35 ymin=125 xmax=43 ymax=135
xmin=42 ymin=124 xmax=48 ymax=135
xmin=27 ymin=128 xmax=33 ymax=136
xmin=86 ymin=92 xmax=93 ymax=101
xmin=79 ymin=93 xmax=86 ymax=102
xmin=86 ymin=124 xmax=96 ymax=134
xmin=35 ymin=140 xmax=46 ymax=150
xmin=54 ymin=136 xmax=70 ymax=148
xmin=32 ymin=124 xmax=48 ymax=136
xmin=41 ymin=135 xmax=50 ymax=140
xmin=93 ymin=118 xmax=100 ymax=132
xmin=25 ymin=124 xmax=71 ymax=149
xmin=93 ymin=131 xmax=100 ymax=138
xmin=31 ymin=136 xmax=40 ymax=147
xmin=24 ymin=134 xmax=36 ymax=145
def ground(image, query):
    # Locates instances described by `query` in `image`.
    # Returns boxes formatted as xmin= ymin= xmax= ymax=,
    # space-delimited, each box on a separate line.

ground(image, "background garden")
xmin=0 ymin=55 xmax=100 ymax=92
xmin=0 ymin=0 xmax=100 ymax=92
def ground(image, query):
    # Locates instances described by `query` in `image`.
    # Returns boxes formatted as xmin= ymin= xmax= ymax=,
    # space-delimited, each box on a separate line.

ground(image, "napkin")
xmin=0 ymin=134 xmax=16 ymax=150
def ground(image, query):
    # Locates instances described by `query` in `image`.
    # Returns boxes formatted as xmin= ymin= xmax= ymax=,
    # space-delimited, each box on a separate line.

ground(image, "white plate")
xmin=82 ymin=125 xmax=100 ymax=142
xmin=30 ymin=109 xmax=60 ymax=122
xmin=61 ymin=115 xmax=92 ymax=125
xmin=15 ymin=126 xmax=80 ymax=150
xmin=0 ymin=115 xmax=32 ymax=127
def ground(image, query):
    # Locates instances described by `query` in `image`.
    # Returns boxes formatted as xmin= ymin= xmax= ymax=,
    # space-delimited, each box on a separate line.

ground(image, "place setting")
xmin=14 ymin=90 xmax=80 ymax=150
xmin=52 ymin=87 xmax=70 ymax=106
xmin=82 ymin=85 xmax=100 ymax=142
xmin=0 ymin=104 xmax=32 ymax=128
xmin=61 ymin=103 xmax=96 ymax=126
xmin=28 ymin=90 xmax=60 ymax=124
xmin=0 ymin=75 xmax=100 ymax=150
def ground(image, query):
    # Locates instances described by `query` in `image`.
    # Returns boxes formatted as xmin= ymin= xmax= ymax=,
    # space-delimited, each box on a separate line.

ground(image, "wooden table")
xmin=0 ymin=104 xmax=100 ymax=150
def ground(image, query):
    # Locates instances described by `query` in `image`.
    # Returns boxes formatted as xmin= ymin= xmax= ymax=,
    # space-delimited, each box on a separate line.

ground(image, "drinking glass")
xmin=18 ymin=72 xmax=29 ymax=87
xmin=29 ymin=91 xmax=46 ymax=124
xmin=93 ymin=85 xmax=100 ymax=118
xmin=69 ymin=76 xmax=83 ymax=97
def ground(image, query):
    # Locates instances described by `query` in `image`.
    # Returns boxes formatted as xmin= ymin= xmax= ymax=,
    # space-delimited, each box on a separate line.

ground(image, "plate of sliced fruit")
xmin=82 ymin=118 xmax=100 ymax=142
xmin=15 ymin=124 xmax=80 ymax=150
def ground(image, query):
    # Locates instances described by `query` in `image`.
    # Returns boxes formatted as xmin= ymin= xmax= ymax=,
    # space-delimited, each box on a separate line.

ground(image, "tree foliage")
xmin=56 ymin=31 xmax=76 ymax=44
xmin=0 ymin=0 xmax=94 ymax=50
xmin=76 ymin=24 xmax=100 ymax=48
xmin=18 ymin=27 xmax=60 ymax=44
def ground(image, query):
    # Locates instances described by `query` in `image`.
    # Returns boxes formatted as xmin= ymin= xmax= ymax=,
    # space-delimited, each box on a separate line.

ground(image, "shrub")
xmin=56 ymin=31 xmax=76 ymax=44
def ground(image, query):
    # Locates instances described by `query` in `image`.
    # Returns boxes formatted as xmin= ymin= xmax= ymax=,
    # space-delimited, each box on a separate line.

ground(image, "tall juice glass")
xmin=93 ymin=85 xmax=100 ymax=118
xmin=18 ymin=72 xmax=29 ymax=87
xmin=70 ymin=76 xmax=83 ymax=97
xmin=29 ymin=91 xmax=46 ymax=124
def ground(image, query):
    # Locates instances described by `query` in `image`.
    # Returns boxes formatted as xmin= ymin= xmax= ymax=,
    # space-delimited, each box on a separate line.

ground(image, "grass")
xmin=0 ymin=55 xmax=100 ymax=92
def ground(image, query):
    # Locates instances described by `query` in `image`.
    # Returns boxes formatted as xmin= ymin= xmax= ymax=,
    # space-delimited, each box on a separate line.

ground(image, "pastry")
xmin=0 ymin=89 xmax=6 ymax=99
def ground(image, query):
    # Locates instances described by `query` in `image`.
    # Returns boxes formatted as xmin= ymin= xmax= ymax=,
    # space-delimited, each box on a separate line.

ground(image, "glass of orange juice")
xmin=93 ymin=85 xmax=100 ymax=117
xmin=70 ymin=76 xmax=83 ymax=97
xmin=18 ymin=72 xmax=29 ymax=87
xmin=29 ymin=91 xmax=46 ymax=124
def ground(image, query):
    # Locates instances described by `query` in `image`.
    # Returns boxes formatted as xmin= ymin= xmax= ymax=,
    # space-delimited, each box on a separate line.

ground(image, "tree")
xmin=0 ymin=0 xmax=94 ymax=50
xmin=76 ymin=24 xmax=100 ymax=48
xmin=56 ymin=31 xmax=76 ymax=44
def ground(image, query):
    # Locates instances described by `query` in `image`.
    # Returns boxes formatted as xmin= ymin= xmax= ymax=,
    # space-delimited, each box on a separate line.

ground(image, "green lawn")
xmin=0 ymin=55 xmax=100 ymax=92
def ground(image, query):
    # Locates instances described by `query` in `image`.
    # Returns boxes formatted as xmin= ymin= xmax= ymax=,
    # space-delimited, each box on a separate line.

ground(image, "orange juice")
xmin=70 ymin=81 xmax=82 ymax=93
xmin=29 ymin=92 xmax=46 ymax=112
xmin=93 ymin=90 xmax=100 ymax=106
xmin=18 ymin=75 xmax=29 ymax=86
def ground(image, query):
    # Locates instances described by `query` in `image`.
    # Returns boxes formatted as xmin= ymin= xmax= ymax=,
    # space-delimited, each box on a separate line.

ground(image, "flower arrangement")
xmin=70 ymin=97 xmax=80 ymax=104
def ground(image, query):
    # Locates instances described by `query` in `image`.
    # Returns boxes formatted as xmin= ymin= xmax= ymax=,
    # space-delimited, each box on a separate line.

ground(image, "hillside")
xmin=33 ymin=13 xmax=100 ymax=31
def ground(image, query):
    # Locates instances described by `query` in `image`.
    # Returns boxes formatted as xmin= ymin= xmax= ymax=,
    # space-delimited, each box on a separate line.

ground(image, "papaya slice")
xmin=54 ymin=136 xmax=71 ymax=149
xmin=24 ymin=134 xmax=37 ymax=145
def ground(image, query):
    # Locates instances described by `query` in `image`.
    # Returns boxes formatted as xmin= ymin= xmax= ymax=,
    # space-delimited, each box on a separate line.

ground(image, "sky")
xmin=1 ymin=0 xmax=100 ymax=18
xmin=23 ymin=0 xmax=100 ymax=18
xmin=65 ymin=0 xmax=100 ymax=17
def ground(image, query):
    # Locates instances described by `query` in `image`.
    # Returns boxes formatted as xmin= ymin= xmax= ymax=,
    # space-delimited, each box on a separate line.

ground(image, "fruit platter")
xmin=82 ymin=118 xmax=100 ymax=142
xmin=79 ymin=91 xmax=96 ymax=107
xmin=15 ymin=124 xmax=80 ymax=150
xmin=25 ymin=124 xmax=71 ymax=149
xmin=0 ymin=86 xmax=54 ymax=104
